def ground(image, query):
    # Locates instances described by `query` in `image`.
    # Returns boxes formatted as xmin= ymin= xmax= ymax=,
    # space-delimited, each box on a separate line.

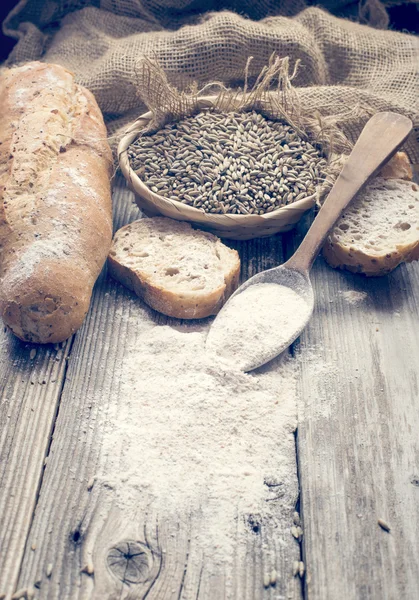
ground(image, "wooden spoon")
xmin=206 ymin=112 xmax=413 ymax=372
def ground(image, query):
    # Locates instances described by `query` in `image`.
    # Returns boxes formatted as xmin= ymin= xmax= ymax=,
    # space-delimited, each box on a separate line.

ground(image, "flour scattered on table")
xmin=340 ymin=290 xmax=368 ymax=305
xmin=98 ymin=325 xmax=298 ymax=564
xmin=294 ymin=342 xmax=339 ymax=421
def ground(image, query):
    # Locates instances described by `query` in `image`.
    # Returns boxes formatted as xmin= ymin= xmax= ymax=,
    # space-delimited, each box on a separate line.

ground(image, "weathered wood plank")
xmin=14 ymin=178 xmax=302 ymax=599
xmin=285 ymin=218 xmax=419 ymax=599
xmin=0 ymin=328 xmax=72 ymax=599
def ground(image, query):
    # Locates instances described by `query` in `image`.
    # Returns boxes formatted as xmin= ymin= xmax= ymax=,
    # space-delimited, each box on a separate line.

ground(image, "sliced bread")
xmin=323 ymin=179 xmax=419 ymax=276
xmin=108 ymin=217 xmax=240 ymax=318
xmin=379 ymin=151 xmax=412 ymax=180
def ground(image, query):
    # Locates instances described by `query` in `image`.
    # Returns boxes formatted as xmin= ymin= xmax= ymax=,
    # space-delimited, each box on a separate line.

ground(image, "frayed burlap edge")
xmin=129 ymin=54 xmax=356 ymax=200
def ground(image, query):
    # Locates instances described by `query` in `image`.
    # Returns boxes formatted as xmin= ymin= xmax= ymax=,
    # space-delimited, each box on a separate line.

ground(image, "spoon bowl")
xmin=206 ymin=265 xmax=314 ymax=371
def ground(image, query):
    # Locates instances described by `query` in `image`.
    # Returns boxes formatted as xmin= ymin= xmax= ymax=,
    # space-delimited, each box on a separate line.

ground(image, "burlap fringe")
xmin=133 ymin=54 xmax=357 ymax=199
xmin=135 ymin=54 xmax=352 ymax=151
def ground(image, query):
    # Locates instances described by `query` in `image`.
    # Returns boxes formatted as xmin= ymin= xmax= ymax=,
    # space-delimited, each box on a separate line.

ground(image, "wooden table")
xmin=1 ymin=177 xmax=418 ymax=599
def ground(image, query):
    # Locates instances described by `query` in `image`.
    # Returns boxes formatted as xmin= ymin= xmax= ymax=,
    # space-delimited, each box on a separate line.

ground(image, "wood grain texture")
xmin=284 ymin=220 xmax=419 ymax=599
xmin=13 ymin=178 xmax=302 ymax=600
xmin=0 ymin=329 xmax=72 ymax=599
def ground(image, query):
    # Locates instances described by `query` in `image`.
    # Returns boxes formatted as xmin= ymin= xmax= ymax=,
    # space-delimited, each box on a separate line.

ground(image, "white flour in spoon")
xmin=99 ymin=323 xmax=299 ymax=566
xmin=207 ymin=283 xmax=311 ymax=371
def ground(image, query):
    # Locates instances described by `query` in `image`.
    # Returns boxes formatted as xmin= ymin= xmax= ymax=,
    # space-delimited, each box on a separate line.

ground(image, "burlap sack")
xmin=3 ymin=0 xmax=419 ymax=162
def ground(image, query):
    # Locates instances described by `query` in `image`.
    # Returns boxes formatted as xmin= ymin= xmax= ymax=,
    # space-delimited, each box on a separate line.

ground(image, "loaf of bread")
xmin=0 ymin=62 xmax=113 ymax=343
xmin=108 ymin=217 xmax=240 ymax=319
xmin=323 ymin=179 xmax=419 ymax=276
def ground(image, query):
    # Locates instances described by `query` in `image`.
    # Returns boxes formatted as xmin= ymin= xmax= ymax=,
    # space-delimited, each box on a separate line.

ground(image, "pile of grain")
xmin=128 ymin=110 xmax=327 ymax=215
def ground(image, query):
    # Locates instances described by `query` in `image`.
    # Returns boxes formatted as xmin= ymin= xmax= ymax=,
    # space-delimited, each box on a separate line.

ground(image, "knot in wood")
xmin=107 ymin=540 xmax=152 ymax=584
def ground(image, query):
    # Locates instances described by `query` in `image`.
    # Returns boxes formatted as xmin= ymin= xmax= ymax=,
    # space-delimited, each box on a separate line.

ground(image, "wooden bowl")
xmin=118 ymin=97 xmax=316 ymax=240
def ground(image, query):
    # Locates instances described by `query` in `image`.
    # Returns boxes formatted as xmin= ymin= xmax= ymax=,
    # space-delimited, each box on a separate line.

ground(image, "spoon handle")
xmin=284 ymin=112 xmax=413 ymax=273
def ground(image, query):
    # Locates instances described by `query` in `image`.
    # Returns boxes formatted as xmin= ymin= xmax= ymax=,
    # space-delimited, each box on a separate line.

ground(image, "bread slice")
xmin=323 ymin=179 xmax=419 ymax=276
xmin=379 ymin=151 xmax=413 ymax=180
xmin=108 ymin=217 xmax=240 ymax=318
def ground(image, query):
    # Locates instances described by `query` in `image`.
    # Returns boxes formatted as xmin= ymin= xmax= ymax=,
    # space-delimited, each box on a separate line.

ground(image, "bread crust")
xmin=323 ymin=237 xmax=419 ymax=277
xmin=0 ymin=62 xmax=113 ymax=342
xmin=379 ymin=151 xmax=413 ymax=181
xmin=108 ymin=219 xmax=240 ymax=319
